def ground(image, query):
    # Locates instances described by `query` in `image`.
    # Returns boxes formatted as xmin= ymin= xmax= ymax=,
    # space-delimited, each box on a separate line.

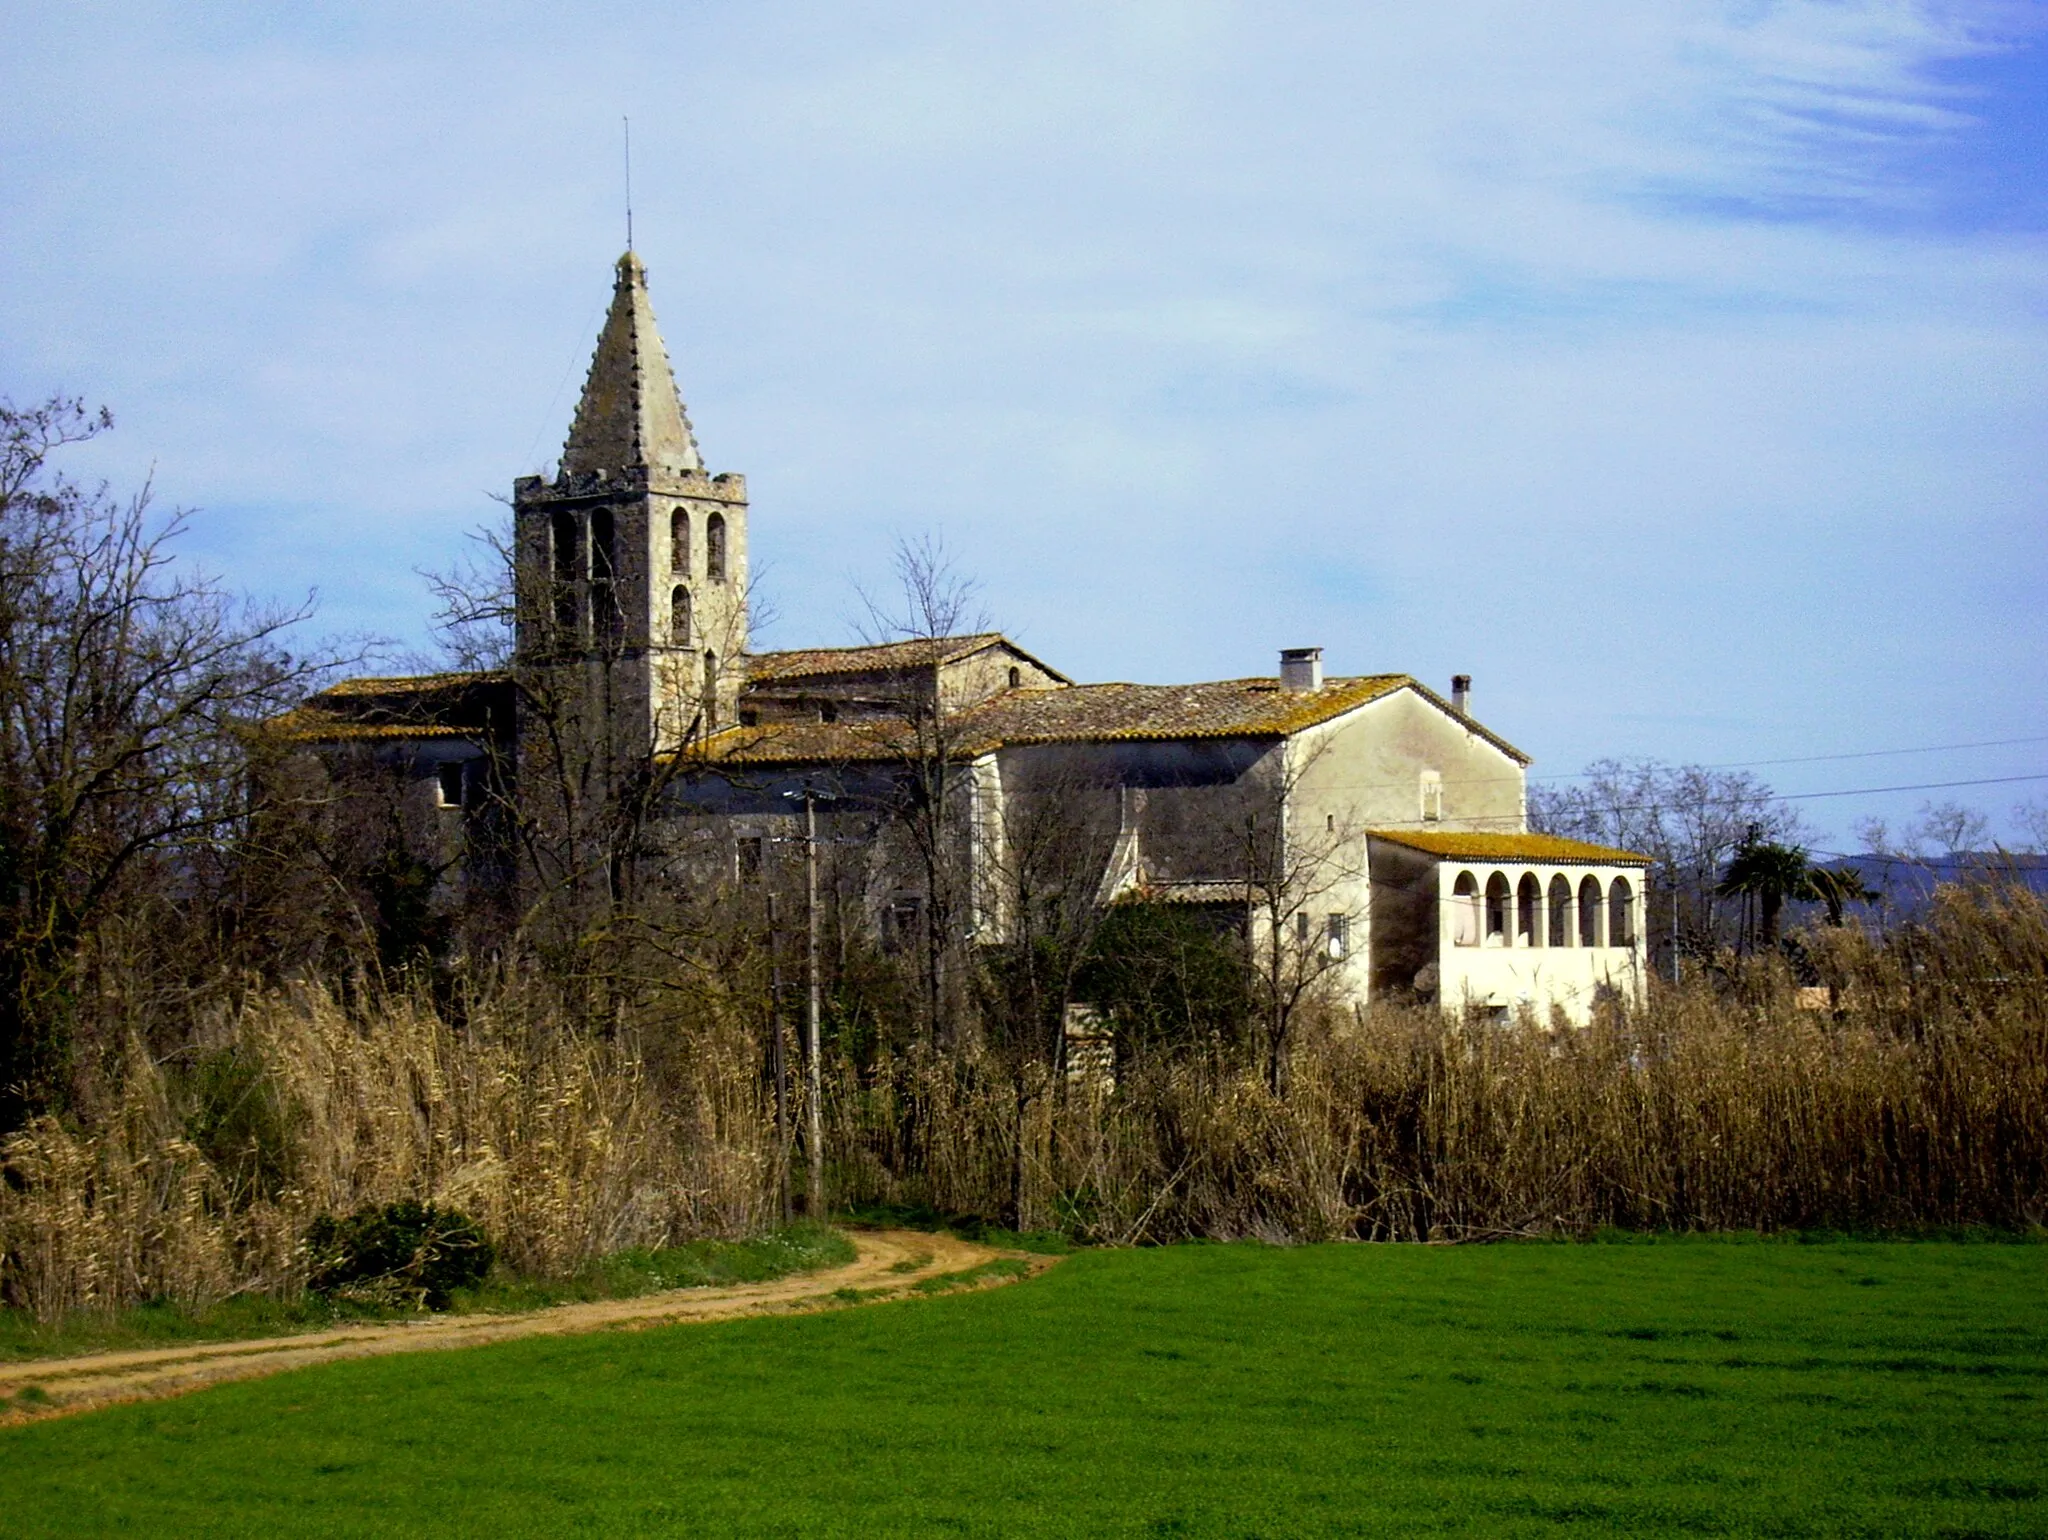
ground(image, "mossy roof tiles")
xmin=315 ymin=671 xmax=505 ymax=697
xmin=1369 ymin=829 xmax=1652 ymax=865
xmin=743 ymin=634 xmax=1070 ymax=685
xmin=694 ymin=673 xmax=1524 ymax=764
xmin=266 ymin=707 xmax=477 ymax=742
xmin=268 ymin=671 xmax=509 ymax=743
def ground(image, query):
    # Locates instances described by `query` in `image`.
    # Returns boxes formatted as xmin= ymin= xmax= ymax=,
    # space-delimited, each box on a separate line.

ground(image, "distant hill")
xmin=1799 ymin=852 xmax=2048 ymax=925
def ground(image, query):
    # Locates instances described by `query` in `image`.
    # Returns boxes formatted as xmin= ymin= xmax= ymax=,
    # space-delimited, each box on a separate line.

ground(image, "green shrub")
xmin=182 ymin=1044 xmax=297 ymax=1206
xmin=304 ymin=1202 xmax=493 ymax=1310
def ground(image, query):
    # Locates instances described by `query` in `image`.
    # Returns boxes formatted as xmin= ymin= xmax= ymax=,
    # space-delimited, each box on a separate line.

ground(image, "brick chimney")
xmin=1451 ymin=674 xmax=1471 ymax=715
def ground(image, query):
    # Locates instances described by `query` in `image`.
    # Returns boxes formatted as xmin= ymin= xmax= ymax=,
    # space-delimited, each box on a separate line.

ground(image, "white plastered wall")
xmin=1284 ymin=688 xmax=1530 ymax=1010
xmin=1433 ymin=861 xmax=1647 ymax=1025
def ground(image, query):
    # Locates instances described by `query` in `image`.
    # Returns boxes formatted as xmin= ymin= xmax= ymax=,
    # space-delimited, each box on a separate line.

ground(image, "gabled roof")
xmin=313 ymin=671 xmax=505 ymax=698
xmin=559 ymin=251 xmax=703 ymax=479
xmin=692 ymin=673 xmax=1497 ymax=765
xmin=967 ymin=674 xmax=1411 ymax=744
xmin=1369 ymin=829 xmax=1652 ymax=865
xmin=269 ymin=671 xmax=509 ymax=744
xmin=267 ymin=709 xmax=477 ymax=743
xmin=744 ymin=634 xmax=1071 ymax=685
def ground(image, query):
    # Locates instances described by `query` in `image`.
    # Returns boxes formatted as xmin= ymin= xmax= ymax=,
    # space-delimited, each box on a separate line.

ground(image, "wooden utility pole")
xmin=767 ymin=892 xmax=791 ymax=1222
xmin=803 ymin=787 xmax=826 ymax=1219
xmin=1670 ymin=879 xmax=1681 ymax=985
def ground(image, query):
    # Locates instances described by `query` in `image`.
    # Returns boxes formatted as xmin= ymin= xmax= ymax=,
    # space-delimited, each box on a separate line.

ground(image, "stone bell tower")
xmin=512 ymin=251 xmax=749 ymax=753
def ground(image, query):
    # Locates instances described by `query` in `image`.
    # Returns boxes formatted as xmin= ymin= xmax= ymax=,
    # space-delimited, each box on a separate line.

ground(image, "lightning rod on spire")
xmin=623 ymin=116 xmax=634 ymax=251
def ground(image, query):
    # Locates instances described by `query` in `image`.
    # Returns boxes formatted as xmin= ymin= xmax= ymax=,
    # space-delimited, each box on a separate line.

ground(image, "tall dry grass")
xmin=0 ymin=984 xmax=774 ymax=1320
xmin=830 ymin=881 xmax=2048 ymax=1241
xmin=6 ymin=881 xmax=2043 ymax=1321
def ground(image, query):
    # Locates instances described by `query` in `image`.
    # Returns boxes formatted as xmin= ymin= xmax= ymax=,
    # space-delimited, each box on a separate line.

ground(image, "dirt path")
xmin=0 ymin=1230 xmax=1051 ymax=1427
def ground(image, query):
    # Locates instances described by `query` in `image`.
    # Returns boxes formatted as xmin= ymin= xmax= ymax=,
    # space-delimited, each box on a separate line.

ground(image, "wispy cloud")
xmin=2 ymin=1 xmax=2043 ymax=841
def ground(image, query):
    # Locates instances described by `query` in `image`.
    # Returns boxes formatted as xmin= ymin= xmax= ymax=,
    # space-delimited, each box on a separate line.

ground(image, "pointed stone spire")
xmin=559 ymin=251 xmax=704 ymax=479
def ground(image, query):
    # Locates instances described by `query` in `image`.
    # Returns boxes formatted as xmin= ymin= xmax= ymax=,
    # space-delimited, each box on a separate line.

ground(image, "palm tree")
xmin=1716 ymin=839 xmax=1814 ymax=950
xmin=1803 ymin=864 xmax=1879 ymax=927
xmin=1717 ymin=842 xmax=1881 ymax=950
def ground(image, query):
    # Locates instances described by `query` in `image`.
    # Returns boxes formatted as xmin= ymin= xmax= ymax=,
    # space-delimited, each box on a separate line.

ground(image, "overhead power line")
xmin=1770 ymin=772 xmax=2048 ymax=803
xmin=1314 ymin=738 xmax=2048 ymax=801
xmin=1529 ymin=732 xmax=2048 ymax=784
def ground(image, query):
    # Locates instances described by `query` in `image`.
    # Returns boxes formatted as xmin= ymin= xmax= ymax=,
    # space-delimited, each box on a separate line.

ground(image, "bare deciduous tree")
xmin=1531 ymin=758 xmax=1806 ymax=960
xmin=973 ymin=761 xmax=1121 ymax=1224
xmin=1856 ymin=800 xmax=1993 ymax=862
xmin=1233 ymin=745 xmax=1361 ymax=1094
xmin=853 ymin=534 xmax=990 ymax=1046
xmin=0 ymin=396 xmax=329 ymax=1122
xmin=2012 ymin=800 xmax=2048 ymax=856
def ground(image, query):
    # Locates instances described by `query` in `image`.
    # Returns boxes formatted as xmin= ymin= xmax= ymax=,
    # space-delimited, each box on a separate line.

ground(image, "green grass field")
xmin=3 ymin=1237 xmax=2044 ymax=1537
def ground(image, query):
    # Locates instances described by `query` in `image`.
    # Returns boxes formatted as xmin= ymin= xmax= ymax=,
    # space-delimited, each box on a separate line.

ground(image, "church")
xmin=283 ymin=251 xmax=1650 ymax=1025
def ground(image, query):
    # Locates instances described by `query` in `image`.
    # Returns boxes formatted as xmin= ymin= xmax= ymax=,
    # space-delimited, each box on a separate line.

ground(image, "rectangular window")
xmin=735 ymin=836 xmax=764 ymax=883
xmin=884 ymin=897 xmax=924 ymax=955
xmin=1420 ymin=770 xmax=1443 ymax=823
xmin=1326 ymin=914 xmax=1349 ymax=959
xmin=436 ymin=761 xmax=465 ymax=809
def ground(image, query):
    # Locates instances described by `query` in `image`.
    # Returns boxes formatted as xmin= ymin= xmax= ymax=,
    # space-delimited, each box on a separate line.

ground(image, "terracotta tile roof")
xmin=745 ymin=634 xmax=1071 ymax=684
xmin=967 ymin=675 xmax=1412 ymax=744
xmin=687 ymin=718 xmax=919 ymax=766
xmin=1370 ymin=829 xmax=1652 ymax=865
xmin=269 ymin=671 xmax=509 ymax=744
xmin=692 ymin=674 xmax=1504 ymax=765
xmin=315 ymin=671 xmax=506 ymax=697
xmin=266 ymin=707 xmax=478 ymax=743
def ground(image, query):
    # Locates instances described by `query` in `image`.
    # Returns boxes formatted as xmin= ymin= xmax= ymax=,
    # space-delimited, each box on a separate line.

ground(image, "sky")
xmin=3 ymin=0 xmax=2045 ymax=850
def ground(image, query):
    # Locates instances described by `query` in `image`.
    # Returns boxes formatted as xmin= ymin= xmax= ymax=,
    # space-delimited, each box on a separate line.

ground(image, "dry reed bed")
xmin=832 ymin=884 xmax=2048 ymax=1241
xmin=5 ymin=884 xmax=2044 ymax=1320
xmin=0 ymin=987 xmax=775 ymax=1320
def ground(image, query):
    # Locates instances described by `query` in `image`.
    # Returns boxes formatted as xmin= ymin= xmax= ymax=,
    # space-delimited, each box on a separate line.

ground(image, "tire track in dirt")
xmin=0 ymin=1230 xmax=1055 ymax=1426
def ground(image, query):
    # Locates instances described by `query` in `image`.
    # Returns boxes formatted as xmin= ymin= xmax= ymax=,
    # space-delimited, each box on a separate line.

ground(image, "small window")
xmin=670 ymin=508 xmax=689 ymax=572
xmin=551 ymin=510 xmax=584 ymax=639
xmin=706 ymin=512 xmax=727 ymax=582
xmin=592 ymin=580 xmax=622 ymax=642
xmin=1326 ymin=914 xmax=1349 ymax=959
xmin=436 ymin=762 xmax=465 ymax=809
xmin=671 ymin=586 xmax=691 ymax=646
xmin=551 ymin=510 xmax=582 ymax=583
xmin=1295 ymin=912 xmax=1311 ymax=947
xmin=554 ymin=586 xmax=583 ymax=639
xmin=883 ymin=896 xmax=923 ymax=954
xmin=1008 ymin=666 xmax=1022 ymax=689
xmin=1420 ymin=770 xmax=1443 ymax=823
xmin=818 ymin=700 xmax=838 ymax=724
xmin=735 ymin=837 xmax=764 ymax=883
